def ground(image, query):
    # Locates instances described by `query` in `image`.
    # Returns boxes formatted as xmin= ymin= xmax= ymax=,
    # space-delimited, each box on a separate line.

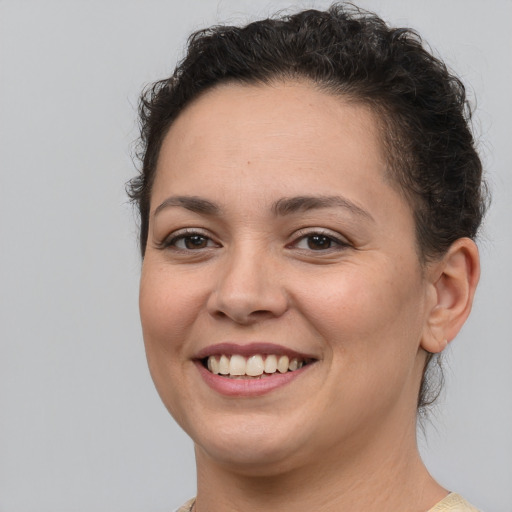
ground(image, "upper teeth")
xmin=207 ymin=354 xmax=304 ymax=377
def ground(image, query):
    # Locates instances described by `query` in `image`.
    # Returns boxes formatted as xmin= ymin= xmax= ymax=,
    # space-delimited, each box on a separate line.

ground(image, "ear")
xmin=421 ymin=238 xmax=480 ymax=353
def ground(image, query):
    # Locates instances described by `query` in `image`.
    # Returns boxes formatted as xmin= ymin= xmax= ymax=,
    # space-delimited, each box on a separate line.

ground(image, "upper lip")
xmin=194 ymin=342 xmax=317 ymax=361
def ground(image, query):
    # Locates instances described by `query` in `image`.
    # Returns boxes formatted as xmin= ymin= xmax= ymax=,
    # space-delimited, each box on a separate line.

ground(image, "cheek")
xmin=294 ymin=261 xmax=425 ymax=359
xmin=139 ymin=263 xmax=202 ymax=357
xmin=298 ymin=265 xmax=426 ymax=422
xmin=138 ymin=264 xmax=205 ymax=421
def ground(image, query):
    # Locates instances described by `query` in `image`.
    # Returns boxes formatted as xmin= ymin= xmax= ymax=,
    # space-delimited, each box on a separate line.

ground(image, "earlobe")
xmin=421 ymin=238 xmax=480 ymax=353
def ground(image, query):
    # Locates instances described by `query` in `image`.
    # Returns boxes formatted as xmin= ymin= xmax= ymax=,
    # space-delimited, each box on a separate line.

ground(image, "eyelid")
xmin=288 ymin=227 xmax=351 ymax=249
xmin=156 ymin=227 xmax=220 ymax=250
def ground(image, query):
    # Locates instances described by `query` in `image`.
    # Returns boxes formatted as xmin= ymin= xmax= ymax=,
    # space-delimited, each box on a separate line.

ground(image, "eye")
xmin=174 ymin=234 xmax=212 ymax=250
xmin=297 ymin=234 xmax=335 ymax=250
xmin=161 ymin=230 xmax=220 ymax=251
xmin=291 ymin=230 xmax=350 ymax=252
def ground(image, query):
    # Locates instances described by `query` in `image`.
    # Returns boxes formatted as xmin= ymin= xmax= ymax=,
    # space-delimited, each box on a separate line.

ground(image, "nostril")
xmin=251 ymin=310 xmax=278 ymax=319
xmin=210 ymin=307 xmax=281 ymax=325
xmin=206 ymin=273 xmax=289 ymax=324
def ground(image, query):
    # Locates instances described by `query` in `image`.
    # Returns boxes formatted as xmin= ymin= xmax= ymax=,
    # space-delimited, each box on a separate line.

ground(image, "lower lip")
xmin=195 ymin=361 xmax=311 ymax=397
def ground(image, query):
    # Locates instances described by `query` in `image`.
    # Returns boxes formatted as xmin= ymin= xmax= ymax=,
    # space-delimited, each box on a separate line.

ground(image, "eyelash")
xmin=157 ymin=228 xmax=351 ymax=253
xmin=289 ymin=229 xmax=351 ymax=252
xmin=158 ymin=229 xmax=220 ymax=251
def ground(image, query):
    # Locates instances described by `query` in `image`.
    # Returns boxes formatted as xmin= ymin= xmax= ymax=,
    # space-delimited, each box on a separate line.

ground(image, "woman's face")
xmin=140 ymin=82 xmax=435 ymax=474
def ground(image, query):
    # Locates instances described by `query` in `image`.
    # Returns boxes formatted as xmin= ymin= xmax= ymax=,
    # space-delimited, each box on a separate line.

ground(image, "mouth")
xmin=201 ymin=353 xmax=315 ymax=379
xmin=194 ymin=343 xmax=317 ymax=396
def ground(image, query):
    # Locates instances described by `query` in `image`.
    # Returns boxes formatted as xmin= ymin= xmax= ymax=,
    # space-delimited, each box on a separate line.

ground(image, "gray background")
xmin=0 ymin=0 xmax=510 ymax=511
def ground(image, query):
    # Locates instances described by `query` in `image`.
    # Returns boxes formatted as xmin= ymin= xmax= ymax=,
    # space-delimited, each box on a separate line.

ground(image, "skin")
xmin=139 ymin=81 xmax=480 ymax=512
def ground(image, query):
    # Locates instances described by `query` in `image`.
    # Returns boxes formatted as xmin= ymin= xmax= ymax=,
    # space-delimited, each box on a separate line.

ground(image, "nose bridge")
xmin=207 ymin=238 xmax=288 ymax=323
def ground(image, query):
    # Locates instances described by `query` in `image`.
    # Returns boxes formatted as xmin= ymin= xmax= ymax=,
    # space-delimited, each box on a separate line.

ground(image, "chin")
xmin=189 ymin=413 xmax=314 ymax=475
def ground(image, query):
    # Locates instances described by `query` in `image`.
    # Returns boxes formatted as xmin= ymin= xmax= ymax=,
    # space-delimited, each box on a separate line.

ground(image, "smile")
xmin=194 ymin=343 xmax=317 ymax=396
xmin=204 ymin=354 xmax=311 ymax=379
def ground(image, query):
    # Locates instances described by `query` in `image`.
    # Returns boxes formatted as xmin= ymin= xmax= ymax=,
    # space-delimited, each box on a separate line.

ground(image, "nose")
xmin=206 ymin=245 xmax=289 ymax=325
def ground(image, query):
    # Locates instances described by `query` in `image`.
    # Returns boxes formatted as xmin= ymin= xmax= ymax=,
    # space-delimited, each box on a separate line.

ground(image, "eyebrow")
xmin=154 ymin=196 xmax=220 ymax=217
xmin=272 ymin=195 xmax=374 ymax=221
xmin=153 ymin=194 xmax=373 ymax=221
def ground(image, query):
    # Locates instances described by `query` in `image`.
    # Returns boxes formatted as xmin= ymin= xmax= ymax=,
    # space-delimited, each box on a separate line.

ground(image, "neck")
xmin=193 ymin=418 xmax=446 ymax=512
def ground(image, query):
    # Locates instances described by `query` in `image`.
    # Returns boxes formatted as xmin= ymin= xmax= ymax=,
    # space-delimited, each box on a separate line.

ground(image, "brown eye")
xmin=306 ymin=234 xmax=333 ymax=250
xmin=183 ymin=235 xmax=209 ymax=249
xmin=165 ymin=232 xmax=218 ymax=250
xmin=292 ymin=230 xmax=350 ymax=252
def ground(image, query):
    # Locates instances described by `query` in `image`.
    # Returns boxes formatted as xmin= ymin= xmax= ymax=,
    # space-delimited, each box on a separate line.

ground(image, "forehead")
xmin=169 ymin=81 xmax=382 ymax=152
xmin=153 ymin=81 xmax=390 ymax=201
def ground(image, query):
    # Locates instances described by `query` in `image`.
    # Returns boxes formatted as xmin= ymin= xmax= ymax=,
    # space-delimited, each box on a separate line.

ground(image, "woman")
xmin=128 ymin=5 xmax=485 ymax=511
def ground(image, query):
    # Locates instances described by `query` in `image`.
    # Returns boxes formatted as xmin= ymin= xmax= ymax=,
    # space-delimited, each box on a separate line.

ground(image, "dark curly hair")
xmin=128 ymin=4 xmax=486 ymax=409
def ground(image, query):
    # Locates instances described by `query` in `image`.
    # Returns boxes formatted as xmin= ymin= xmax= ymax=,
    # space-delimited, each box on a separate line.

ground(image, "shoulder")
xmin=428 ymin=493 xmax=481 ymax=512
xmin=174 ymin=498 xmax=195 ymax=512
xmin=173 ymin=495 xmax=480 ymax=512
